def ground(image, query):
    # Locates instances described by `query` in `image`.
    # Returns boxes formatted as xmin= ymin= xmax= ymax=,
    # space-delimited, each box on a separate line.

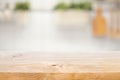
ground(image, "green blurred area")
xmin=15 ymin=2 xmax=30 ymax=11
xmin=54 ymin=2 xmax=92 ymax=11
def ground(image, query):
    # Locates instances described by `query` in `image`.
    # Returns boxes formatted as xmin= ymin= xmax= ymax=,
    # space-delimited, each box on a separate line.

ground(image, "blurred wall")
xmin=0 ymin=0 xmax=117 ymax=52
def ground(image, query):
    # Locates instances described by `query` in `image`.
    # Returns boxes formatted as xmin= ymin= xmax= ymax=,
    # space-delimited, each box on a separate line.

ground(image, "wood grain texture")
xmin=0 ymin=52 xmax=120 ymax=80
xmin=0 ymin=73 xmax=120 ymax=80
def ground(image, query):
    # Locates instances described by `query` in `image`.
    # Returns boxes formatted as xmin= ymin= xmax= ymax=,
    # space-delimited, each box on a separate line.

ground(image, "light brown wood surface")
xmin=0 ymin=52 xmax=120 ymax=80
xmin=0 ymin=73 xmax=120 ymax=80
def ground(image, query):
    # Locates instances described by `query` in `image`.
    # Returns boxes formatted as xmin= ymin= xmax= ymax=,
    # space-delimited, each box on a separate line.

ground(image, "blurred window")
xmin=30 ymin=0 xmax=58 ymax=11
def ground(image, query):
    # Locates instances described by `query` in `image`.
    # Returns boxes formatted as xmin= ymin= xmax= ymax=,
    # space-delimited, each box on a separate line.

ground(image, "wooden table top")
xmin=0 ymin=52 xmax=120 ymax=73
xmin=0 ymin=52 xmax=120 ymax=80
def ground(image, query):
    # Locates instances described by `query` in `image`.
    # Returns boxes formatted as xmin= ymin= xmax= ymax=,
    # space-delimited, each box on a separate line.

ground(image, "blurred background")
xmin=0 ymin=0 xmax=120 ymax=53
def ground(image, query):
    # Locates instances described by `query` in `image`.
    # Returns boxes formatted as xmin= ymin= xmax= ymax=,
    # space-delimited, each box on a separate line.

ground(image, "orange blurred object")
xmin=109 ymin=8 xmax=120 ymax=38
xmin=93 ymin=8 xmax=107 ymax=37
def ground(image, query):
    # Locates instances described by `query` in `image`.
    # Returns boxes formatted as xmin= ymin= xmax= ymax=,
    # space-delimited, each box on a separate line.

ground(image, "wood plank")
xmin=0 ymin=73 xmax=120 ymax=80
